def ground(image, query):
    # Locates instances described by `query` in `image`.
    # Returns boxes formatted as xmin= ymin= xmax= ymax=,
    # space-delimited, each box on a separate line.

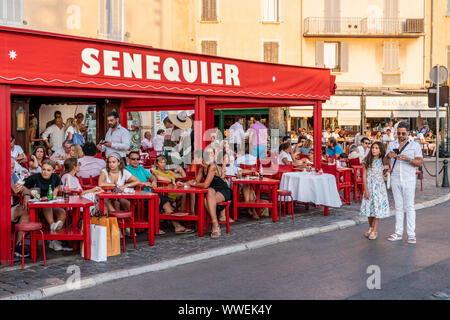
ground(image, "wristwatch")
xmin=127 ymin=184 xmax=131 ymax=188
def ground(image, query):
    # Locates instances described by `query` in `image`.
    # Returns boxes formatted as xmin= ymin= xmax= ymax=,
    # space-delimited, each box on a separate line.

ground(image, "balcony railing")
xmin=304 ymin=17 xmax=424 ymax=37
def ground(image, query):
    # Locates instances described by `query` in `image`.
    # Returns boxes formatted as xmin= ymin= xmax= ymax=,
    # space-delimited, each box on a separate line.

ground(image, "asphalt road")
xmin=48 ymin=201 xmax=450 ymax=300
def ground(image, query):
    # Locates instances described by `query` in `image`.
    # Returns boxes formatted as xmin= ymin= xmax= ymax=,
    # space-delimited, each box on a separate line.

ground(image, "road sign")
xmin=430 ymin=65 xmax=449 ymax=85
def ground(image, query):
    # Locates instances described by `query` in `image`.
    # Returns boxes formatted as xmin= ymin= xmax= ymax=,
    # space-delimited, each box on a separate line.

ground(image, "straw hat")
xmin=169 ymin=111 xmax=192 ymax=130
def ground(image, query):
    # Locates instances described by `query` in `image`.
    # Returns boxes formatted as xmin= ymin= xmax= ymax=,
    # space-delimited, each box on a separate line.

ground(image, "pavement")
xmin=0 ymin=168 xmax=449 ymax=300
xmin=46 ymin=201 xmax=450 ymax=300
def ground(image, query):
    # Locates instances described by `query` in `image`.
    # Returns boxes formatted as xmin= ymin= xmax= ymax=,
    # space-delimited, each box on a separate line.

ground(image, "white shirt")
xmin=152 ymin=135 xmax=164 ymax=154
xmin=357 ymin=145 xmax=370 ymax=162
xmin=235 ymin=154 xmax=257 ymax=166
xmin=64 ymin=126 xmax=75 ymax=140
xmin=78 ymin=156 xmax=106 ymax=179
xmin=278 ymin=151 xmax=293 ymax=165
xmin=101 ymin=168 xmax=132 ymax=187
xmin=228 ymin=122 xmax=248 ymax=145
xmin=382 ymin=134 xmax=394 ymax=144
xmin=11 ymin=145 xmax=24 ymax=159
xmin=102 ymin=125 xmax=131 ymax=158
xmin=42 ymin=124 xmax=65 ymax=151
xmin=141 ymin=138 xmax=153 ymax=150
xmin=331 ymin=132 xmax=340 ymax=140
xmin=386 ymin=139 xmax=423 ymax=183
xmin=322 ymin=131 xmax=332 ymax=144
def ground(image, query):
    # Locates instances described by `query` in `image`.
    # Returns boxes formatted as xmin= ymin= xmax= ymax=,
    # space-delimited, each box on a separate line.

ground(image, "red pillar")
xmin=0 ymin=85 xmax=11 ymax=264
xmin=194 ymin=96 xmax=207 ymax=156
xmin=313 ymin=101 xmax=323 ymax=170
xmin=120 ymin=100 xmax=127 ymax=129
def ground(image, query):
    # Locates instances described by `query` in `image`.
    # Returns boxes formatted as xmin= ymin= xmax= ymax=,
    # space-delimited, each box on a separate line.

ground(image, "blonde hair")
xmin=64 ymin=118 xmax=80 ymax=134
xmin=71 ymin=144 xmax=84 ymax=159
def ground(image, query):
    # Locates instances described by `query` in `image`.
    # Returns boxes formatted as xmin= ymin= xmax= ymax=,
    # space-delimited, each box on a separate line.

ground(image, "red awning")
xmin=0 ymin=26 xmax=334 ymax=101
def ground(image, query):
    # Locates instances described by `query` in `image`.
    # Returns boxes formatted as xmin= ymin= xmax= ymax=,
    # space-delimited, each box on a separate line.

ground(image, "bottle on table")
xmin=259 ymin=164 xmax=264 ymax=180
xmin=63 ymin=178 xmax=70 ymax=200
xmin=47 ymin=185 xmax=53 ymax=200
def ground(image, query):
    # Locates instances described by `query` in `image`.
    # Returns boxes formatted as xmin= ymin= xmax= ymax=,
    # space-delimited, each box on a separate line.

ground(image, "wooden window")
xmin=262 ymin=0 xmax=279 ymax=22
xmin=201 ymin=40 xmax=218 ymax=56
xmin=383 ymin=0 xmax=398 ymax=33
xmin=202 ymin=0 xmax=217 ymax=21
xmin=0 ymin=0 xmax=22 ymax=26
xmin=99 ymin=0 xmax=124 ymax=41
xmin=263 ymin=42 xmax=279 ymax=63
xmin=315 ymin=41 xmax=348 ymax=72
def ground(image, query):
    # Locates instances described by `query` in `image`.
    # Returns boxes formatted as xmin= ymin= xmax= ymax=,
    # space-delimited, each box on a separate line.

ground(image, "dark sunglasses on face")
xmin=130 ymin=157 xmax=140 ymax=161
xmin=398 ymin=132 xmax=408 ymax=136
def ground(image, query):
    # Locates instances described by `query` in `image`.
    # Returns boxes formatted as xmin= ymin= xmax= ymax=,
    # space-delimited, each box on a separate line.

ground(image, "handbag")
xmin=71 ymin=132 xmax=84 ymax=146
xmin=81 ymin=224 xmax=107 ymax=262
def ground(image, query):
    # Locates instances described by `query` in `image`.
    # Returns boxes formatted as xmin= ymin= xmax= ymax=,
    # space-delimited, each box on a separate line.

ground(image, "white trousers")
xmin=391 ymin=179 xmax=416 ymax=237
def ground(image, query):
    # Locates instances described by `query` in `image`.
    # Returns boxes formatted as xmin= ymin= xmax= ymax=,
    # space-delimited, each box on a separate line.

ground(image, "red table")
xmin=97 ymin=190 xmax=159 ymax=246
xmin=232 ymin=177 xmax=280 ymax=222
xmin=28 ymin=196 xmax=94 ymax=260
xmin=153 ymin=185 xmax=208 ymax=237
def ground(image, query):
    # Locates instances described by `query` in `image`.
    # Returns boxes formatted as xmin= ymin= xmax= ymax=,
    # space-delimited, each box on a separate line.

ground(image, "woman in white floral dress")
xmin=360 ymin=141 xmax=390 ymax=240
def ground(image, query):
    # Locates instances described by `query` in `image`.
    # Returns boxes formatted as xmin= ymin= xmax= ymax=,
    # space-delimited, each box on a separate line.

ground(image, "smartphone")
xmin=393 ymin=148 xmax=400 ymax=154
xmin=99 ymin=139 xmax=105 ymax=144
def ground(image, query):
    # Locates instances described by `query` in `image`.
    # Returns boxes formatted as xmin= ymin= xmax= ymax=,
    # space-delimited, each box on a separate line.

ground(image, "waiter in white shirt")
xmin=97 ymin=111 xmax=131 ymax=161
xmin=228 ymin=117 xmax=249 ymax=155
xmin=357 ymin=137 xmax=371 ymax=162
xmin=386 ymin=122 xmax=423 ymax=244
xmin=42 ymin=117 xmax=65 ymax=153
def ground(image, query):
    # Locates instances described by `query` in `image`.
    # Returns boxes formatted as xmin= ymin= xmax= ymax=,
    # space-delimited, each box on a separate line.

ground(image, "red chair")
xmin=321 ymin=162 xmax=352 ymax=205
xmin=108 ymin=211 xmax=136 ymax=251
xmin=11 ymin=222 xmax=46 ymax=269
xmin=206 ymin=201 xmax=231 ymax=233
xmin=277 ymin=190 xmax=294 ymax=220
xmin=348 ymin=158 xmax=361 ymax=167
xmin=78 ymin=175 xmax=99 ymax=190
xmin=240 ymin=164 xmax=257 ymax=170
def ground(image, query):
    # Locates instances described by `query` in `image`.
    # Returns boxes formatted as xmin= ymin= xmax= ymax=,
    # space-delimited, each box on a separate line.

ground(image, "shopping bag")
xmin=109 ymin=217 xmax=121 ymax=257
xmin=80 ymin=224 xmax=107 ymax=261
xmin=90 ymin=216 xmax=121 ymax=257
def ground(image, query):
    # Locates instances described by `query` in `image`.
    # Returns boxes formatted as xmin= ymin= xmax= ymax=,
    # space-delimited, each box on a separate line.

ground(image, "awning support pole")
xmin=0 ymin=85 xmax=11 ymax=264
xmin=314 ymin=101 xmax=323 ymax=170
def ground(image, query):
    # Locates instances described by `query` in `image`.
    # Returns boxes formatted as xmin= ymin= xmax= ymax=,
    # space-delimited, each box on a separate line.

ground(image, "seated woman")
xmin=297 ymin=139 xmax=313 ymax=156
xmin=98 ymin=153 xmax=142 ymax=214
xmin=152 ymin=156 xmax=188 ymax=213
xmin=69 ymin=144 xmax=84 ymax=159
xmin=278 ymin=143 xmax=297 ymax=165
xmin=187 ymin=151 xmax=232 ymax=238
xmin=61 ymin=158 xmax=104 ymax=215
xmin=29 ymin=145 xmax=49 ymax=174
xmin=23 ymin=159 xmax=66 ymax=251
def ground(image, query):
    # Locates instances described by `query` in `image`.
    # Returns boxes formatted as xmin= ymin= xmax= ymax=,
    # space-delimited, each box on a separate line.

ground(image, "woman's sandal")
xmin=364 ymin=227 xmax=373 ymax=238
xmin=407 ymin=236 xmax=416 ymax=244
xmin=210 ymin=227 xmax=221 ymax=239
xmin=387 ymin=233 xmax=402 ymax=241
xmin=368 ymin=231 xmax=377 ymax=240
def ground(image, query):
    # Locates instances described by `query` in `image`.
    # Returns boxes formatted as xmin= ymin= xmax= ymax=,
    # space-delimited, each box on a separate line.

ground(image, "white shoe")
xmin=49 ymin=240 xmax=63 ymax=251
xmin=50 ymin=221 xmax=63 ymax=231
xmin=125 ymin=228 xmax=130 ymax=236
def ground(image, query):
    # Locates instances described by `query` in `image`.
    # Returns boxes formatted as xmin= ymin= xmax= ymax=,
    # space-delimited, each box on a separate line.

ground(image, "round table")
xmin=279 ymin=171 xmax=342 ymax=208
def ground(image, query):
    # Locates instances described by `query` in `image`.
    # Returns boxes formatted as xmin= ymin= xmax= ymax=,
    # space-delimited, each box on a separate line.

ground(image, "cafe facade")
xmin=0 ymin=26 xmax=335 ymax=264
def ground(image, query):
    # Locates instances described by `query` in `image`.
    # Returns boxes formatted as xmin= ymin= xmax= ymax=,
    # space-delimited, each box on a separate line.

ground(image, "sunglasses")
xmin=398 ymin=132 xmax=408 ymax=136
xmin=130 ymin=157 xmax=140 ymax=161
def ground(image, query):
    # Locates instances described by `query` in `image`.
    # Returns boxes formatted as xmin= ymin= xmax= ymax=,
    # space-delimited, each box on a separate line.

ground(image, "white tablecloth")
xmin=279 ymin=172 xmax=342 ymax=208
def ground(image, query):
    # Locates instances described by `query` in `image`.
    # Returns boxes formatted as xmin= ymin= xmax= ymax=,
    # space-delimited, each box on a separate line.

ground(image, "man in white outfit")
xmin=386 ymin=122 xmax=423 ymax=244
xmin=228 ymin=117 xmax=249 ymax=155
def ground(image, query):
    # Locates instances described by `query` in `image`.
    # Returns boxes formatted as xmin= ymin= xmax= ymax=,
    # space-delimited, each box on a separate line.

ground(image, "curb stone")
xmin=2 ymin=193 xmax=449 ymax=300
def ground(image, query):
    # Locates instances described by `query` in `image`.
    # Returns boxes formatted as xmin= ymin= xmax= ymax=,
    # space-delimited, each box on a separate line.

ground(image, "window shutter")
xmin=315 ymin=41 xmax=325 ymax=68
xmin=263 ymin=42 xmax=279 ymax=63
xmin=383 ymin=41 xmax=399 ymax=72
xmin=202 ymin=0 xmax=217 ymax=21
xmin=202 ymin=41 xmax=217 ymax=56
xmin=340 ymin=42 xmax=349 ymax=72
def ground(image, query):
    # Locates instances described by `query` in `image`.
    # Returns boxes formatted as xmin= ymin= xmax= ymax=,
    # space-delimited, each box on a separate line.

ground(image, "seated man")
xmin=78 ymin=142 xmax=106 ymax=179
xmin=128 ymin=153 xmax=192 ymax=233
xmin=10 ymin=159 xmax=31 ymax=259
xmin=326 ymin=137 xmax=343 ymax=158
xmin=50 ymin=140 xmax=72 ymax=161
xmin=11 ymin=135 xmax=26 ymax=163
xmin=141 ymin=131 xmax=153 ymax=151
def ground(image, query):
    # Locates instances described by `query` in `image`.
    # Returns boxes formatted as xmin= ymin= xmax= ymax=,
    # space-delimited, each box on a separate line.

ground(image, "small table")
xmin=97 ymin=191 xmax=159 ymax=246
xmin=232 ymin=177 xmax=280 ymax=222
xmin=279 ymin=171 xmax=342 ymax=216
xmin=153 ymin=185 xmax=208 ymax=237
xmin=28 ymin=196 xmax=94 ymax=260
